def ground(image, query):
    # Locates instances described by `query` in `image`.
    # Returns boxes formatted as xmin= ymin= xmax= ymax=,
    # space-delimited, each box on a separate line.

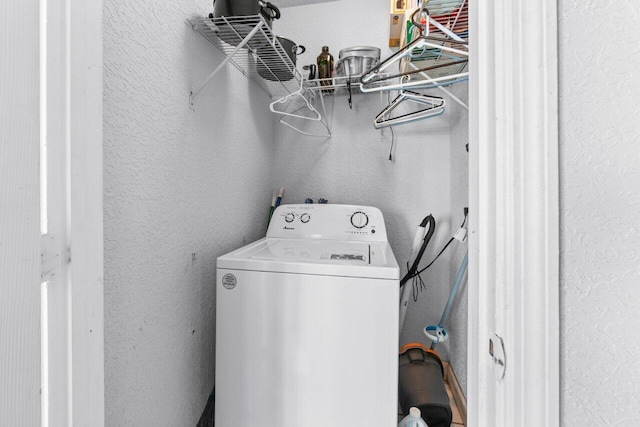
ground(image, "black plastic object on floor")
xmin=196 ymin=387 xmax=215 ymax=427
xmin=398 ymin=343 xmax=452 ymax=427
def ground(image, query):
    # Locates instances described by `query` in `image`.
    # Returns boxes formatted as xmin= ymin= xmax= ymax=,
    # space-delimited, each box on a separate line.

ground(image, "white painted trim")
xmin=41 ymin=0 xmax=71 ymax=423
xmin=468 ymin=1 xmax=560 ymax=426
xmin=68 ymin=0 xmax=105 ymax=424
xmin=41 ymin=0 xmax=104 ymax=425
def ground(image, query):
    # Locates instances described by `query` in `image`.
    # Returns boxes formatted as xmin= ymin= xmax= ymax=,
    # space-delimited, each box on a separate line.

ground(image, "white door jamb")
xmin=40 ymin=0 xmax=104 ymax=425
xmin=468 ymin=1 xmax=560 ymax=425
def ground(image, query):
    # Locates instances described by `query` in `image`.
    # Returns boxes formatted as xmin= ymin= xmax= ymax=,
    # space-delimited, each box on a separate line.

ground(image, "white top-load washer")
xmin=215 ymin=204 xmax=399 ymax=427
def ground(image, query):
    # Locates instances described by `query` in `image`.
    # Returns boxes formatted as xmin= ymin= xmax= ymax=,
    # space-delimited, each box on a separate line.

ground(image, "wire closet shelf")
xmin=188 ymin=15 xmax=304 ymax=101
xmin=189 ymin=14 xmax=330 ymax=136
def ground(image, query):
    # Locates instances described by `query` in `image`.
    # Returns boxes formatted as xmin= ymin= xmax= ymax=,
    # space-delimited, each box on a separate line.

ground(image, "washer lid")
xmin=251 ymin=240 xmax=370 ymax=264
xmin=218 ymin=238 xmax=399 ymax=280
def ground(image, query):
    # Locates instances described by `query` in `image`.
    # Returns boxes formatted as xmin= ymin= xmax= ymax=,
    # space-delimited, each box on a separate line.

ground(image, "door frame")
xmin=41 ymin=0 xmax=104 ymax=425
xmin=45 ymin=0 xmax=560 ymax=425
xmin=467 ymin=0 xmax=560 ymax=426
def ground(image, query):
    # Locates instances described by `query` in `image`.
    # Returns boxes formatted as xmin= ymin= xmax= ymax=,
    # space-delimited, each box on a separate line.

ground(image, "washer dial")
xmin=300 ymin=213 xmax=310 ymax=223
xmin=284 ymin=213 xmax=295 ymax=223
xmin=350 ymin=211 xmax=369 ymax=228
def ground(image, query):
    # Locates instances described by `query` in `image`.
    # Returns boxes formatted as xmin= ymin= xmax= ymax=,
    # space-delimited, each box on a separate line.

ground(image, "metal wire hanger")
xmin=374 ymin=89 xmax=445 ymax=129
xmin=360 ymin=5 xmax=468 ymax=92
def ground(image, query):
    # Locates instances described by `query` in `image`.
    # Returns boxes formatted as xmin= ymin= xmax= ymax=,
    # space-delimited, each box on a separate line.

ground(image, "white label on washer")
xmin=222 ymin=273 xmax=237 ymax=290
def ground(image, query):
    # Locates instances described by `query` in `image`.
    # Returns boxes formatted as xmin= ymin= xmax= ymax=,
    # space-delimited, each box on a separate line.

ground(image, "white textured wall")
xmin=103 ymin=1 xmax=275 ymax=425
xmin=104 ymin=1 xmax=470 ymax=423
xmin=274 ymin=0 xmax=459 ymax=357
xmin=447 ymin=82 xmax=469 ymax=394
xmin=559 ymin=1 xmax=640 ymax=425
xmin=102 ymin=1 xmax=640 ymax=423
xmin=273 ymin=97 xmax=454 ymax=351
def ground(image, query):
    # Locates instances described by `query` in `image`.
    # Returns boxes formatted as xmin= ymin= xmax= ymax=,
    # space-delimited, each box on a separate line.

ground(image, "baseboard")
xmin=446 ymin=363 xmax=467 ymax=424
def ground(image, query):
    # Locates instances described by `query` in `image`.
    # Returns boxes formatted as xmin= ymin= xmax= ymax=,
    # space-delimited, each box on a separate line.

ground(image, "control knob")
xmin=350 ymin=211 xmax=369 ymax=228
xmin=284 ymin=213 xmax=295 ymax=223
xmin=300 ymin=213 xmax=310 ymax=223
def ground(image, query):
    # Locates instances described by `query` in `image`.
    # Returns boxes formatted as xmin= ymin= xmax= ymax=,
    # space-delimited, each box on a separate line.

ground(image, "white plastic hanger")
xmin=374 ymin=90 xmax=445 ymax=129
xmin=269 ymin=79 xmax=331 ymax=137
xmin=269 ymin=80 xmax=321 ymax=120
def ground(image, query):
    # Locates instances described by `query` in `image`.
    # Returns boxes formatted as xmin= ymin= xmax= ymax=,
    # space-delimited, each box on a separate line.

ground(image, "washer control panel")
xmin=267 ymin=204 xmax=389 ymax=242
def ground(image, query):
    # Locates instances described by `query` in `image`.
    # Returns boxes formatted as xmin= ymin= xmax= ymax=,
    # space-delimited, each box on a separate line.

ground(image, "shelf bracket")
xmin=189 ymin=21 xmax=263 ymax=107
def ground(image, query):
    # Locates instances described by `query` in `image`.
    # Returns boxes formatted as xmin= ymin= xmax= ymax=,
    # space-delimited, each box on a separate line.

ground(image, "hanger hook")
xmin=412 ymin=5 xmax=430 ymax=37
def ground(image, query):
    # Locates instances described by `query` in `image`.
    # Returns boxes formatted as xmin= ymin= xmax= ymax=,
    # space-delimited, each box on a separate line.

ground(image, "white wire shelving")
xmin=187 ymin=0 xmax=469 ymax=132
xmin=188 ymin=14 xmax=330 ymax=136
xmin=303 ymin=75 xmax=392 ymax=95
xmin=423 ymin=0 xmax=469 ymax=38
xmin=188 ymin=15 xmax=306 ymax=100
xmin=304 ymin=0 xmax=470 ymax=110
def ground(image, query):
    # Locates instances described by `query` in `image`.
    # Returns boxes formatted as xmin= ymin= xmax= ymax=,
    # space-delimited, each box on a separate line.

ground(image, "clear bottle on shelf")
xmin=398 ymin=407 xmax=428 ymax=427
